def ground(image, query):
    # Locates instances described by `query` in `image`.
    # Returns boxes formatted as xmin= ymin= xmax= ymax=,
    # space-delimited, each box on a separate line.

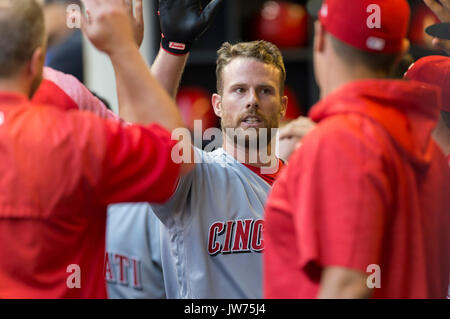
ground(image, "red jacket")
xmin=0 ymin=92 xmax=179 ymax=298
xmin=264 ymin=80 xmax=450 ymax=298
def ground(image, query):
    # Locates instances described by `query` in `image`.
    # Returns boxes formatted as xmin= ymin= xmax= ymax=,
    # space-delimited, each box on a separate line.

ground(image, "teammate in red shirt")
xmin=404 ymin=55 xmax=450 ymax=166
xmin=0 ymin=0 xmax=192 ymax=298
xmin=403 ymin=55 xmax=450 ymax=299
xmin=264 ymin=0 xmax=450 ymax=299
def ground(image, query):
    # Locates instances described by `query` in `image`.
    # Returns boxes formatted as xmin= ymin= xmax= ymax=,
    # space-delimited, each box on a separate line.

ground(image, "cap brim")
xmin=306 ymin=0 xmax=323 ymax=19
xmin=425 ymin=23 xmax=450 ymax=40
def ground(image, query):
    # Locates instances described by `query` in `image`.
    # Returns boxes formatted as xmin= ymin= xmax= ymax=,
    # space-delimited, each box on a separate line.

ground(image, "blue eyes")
xmin=234 ymin=88 xmax=273 ymax=94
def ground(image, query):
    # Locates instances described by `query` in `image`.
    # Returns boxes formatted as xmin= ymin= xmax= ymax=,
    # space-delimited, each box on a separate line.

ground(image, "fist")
xmin=277 ymin=116 xmax=317 ymax=162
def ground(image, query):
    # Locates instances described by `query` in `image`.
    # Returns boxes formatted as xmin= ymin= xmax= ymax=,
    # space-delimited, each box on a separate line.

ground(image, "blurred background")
xmin=42 ymin=0 xmax=446 ymax=129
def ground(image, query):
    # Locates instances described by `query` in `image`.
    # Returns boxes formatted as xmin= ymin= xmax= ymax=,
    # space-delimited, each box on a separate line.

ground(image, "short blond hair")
xmin=216 ymin=40 xmax=286 ymax=95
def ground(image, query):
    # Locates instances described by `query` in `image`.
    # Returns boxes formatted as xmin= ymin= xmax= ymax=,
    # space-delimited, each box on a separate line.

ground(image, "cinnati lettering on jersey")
xmin=104 ymin=252 xmax=142 ymax=290
xmin=208 ymin=219 xmax=264 ymax=256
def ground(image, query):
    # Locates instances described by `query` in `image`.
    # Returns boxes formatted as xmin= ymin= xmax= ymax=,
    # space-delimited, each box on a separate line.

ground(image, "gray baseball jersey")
xmin=106 ymin=203 xmax=166 ymax=299
xmin=152 ymin=147 xmax=276 ymax=299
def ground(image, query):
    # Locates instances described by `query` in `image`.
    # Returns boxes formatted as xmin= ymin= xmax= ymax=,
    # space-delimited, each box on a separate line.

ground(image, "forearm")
xmin=318 ymin=284 xmax=372 ymax=299
xmin=317 ymin=266 xmax=373 ymax=299
xmin=110 ymin=45 xmax=184 ymax=131
xmin=151 ymin=49 xmax=189 ymax=98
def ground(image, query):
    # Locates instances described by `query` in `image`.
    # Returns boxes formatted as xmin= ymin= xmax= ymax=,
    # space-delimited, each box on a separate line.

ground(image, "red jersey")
xmin=0 ymin=92 xmax=180 ymax=298
xmin=243 ymin=159 xmax=285 ymax=186
xmin=32 ymin=79 xmax=79 ymax=112
xmin=264 ymin=80 xmax=450 ymax=299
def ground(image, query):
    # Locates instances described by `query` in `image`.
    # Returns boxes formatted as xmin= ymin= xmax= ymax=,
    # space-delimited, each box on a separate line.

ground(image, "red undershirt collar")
xmin=242 ymin=159 xmax=285 ymax=186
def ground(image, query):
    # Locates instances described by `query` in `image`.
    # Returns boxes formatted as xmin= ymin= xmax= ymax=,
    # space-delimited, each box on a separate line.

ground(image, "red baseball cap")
xmin=404 ymin=55 xmax=450 ymax=113
xmin=315 ymin=0 xmax=410 ymax=53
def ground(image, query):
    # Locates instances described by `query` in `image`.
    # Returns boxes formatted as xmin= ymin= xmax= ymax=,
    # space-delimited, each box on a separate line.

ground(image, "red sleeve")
xmin=33 ymin=107 xmax=179 ymax=210
xmin=290 ymin=118 xmax=392 ymax=274
xmin=32 ymin=80 xmax=79 ymax=111
xmin=95 ymin=120 xmax=180 ymax=204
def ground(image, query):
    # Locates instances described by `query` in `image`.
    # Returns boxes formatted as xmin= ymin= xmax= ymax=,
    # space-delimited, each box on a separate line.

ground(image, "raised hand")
xmin=80 ymin=0 xmax=137 ymax=55
xmin=159 ymin=0 xmax=224 ymax=54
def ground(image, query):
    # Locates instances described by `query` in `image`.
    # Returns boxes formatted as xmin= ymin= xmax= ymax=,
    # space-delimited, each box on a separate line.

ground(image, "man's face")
xmin=215 ymin=57 xmax=287 ymax=147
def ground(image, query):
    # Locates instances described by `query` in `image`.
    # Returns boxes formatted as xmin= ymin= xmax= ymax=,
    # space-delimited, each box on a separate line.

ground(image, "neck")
xmin=321 ymin=60 xmax=388 ymax=100
xmin=0 ymin=77 xmax=29 ymax=98
xmin=222 ymin=134 xmax=278 ymax=168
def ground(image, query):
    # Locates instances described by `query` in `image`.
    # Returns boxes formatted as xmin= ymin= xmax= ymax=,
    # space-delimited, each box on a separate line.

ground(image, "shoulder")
xmin=304 ymin=113 xmax=384 ymax=152
xmin=43 ymin=67 xmax=117 ymax=120
xmin=42 ymin=67 xmax=89 ymax=109
xmin=289 ymin=114 xmax=387 ymax=175
xmin=192 ymin=148 xmax=256 ymax=180
xmin=43 ymin=67 xmax=80 ymax=90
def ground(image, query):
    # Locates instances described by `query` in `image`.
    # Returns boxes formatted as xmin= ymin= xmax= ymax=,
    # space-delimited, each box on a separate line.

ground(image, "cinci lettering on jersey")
xmin=208 ymin=219 xmax=264 ymax=256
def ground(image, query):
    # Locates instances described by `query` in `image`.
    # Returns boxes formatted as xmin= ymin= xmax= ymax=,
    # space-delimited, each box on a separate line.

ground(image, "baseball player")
xmin=0 ymin=0 xmax=192 ymax=298
xmin=97 ymin=0 xmax=288 ymax=299
xmin=264 ymin=0 xmax=450 ymax=298
xmin=106 ymin=0 xmax=288 ymax=299
xmin=36 ymin=48 xmax=168 ymax=301
xmin=105 ymin=0 xmax=223 ymax=298
xmin=152 ymin=40 xmax=286 ymax=299
xmin=403 ymin=55 xmax=450 ymax=300
xmin=106 ymin=203 xmax=167 ymax=298
xmin=29 ymin=0 xmax=223 ymax=298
